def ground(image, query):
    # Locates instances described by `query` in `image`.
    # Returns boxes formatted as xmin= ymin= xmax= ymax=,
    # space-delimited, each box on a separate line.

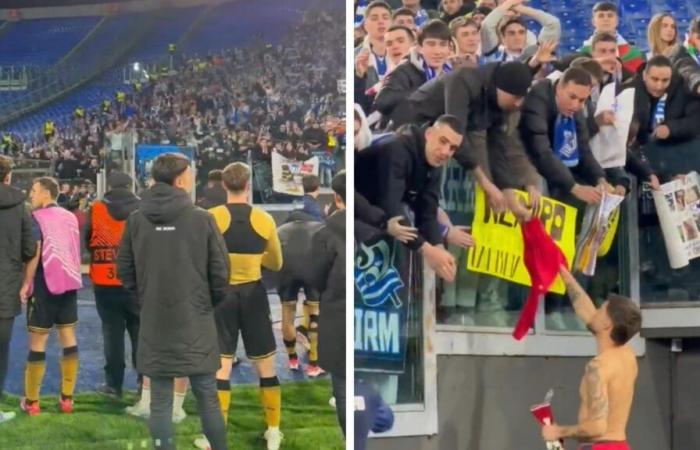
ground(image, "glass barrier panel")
xmin=355 ymin=238 xmax=425 ymax=405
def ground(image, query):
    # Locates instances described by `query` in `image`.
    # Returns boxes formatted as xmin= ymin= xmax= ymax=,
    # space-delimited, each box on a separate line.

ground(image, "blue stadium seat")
xmin=0 ymin=17 xmax=99 ymax=67
xmin=183 ymin=0 xmax=317 ymax=57
xmin=621 ymin=1 xmax=652 ymax=19
xmin=127 ymin=6 xmax=204 ymax=63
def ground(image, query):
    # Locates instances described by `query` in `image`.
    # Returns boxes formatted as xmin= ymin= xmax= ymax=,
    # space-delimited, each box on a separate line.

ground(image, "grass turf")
xmin=0 ymin=379 xmax=344 ymax=450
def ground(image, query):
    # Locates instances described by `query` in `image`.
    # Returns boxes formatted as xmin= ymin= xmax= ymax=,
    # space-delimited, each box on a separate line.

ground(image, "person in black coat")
xmin=308 ymin=171 xmax=347 ymax=436
xmin=117 ymin=153 xmax=230 ymax=450
xmin=197 ymin=169 xmax=227 ymax=210
xmin=0 ymin=156 xmax=36 ymax=422
xmin=519 ymin=67 xmax=609 ymax=205
xmin=630 ymin=58 xmax=700 ymax=145
xmin=354 ymin=105 xmax=418 ymax=245
xmin=374 ymin=20 xmax=452 ymax=126
xmin=276 ymin=210 xmax=324 ymax=371
xmin=625 ymin=56 xmax=700 ymax=179
xmin=356 ymin=115 xmax=462 ymax=282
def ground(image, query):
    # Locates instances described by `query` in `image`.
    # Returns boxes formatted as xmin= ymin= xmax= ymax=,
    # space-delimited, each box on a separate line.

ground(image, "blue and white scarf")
xmin=355 ymin=0 xmax=368 ymax=28
xmin=651 ymin=93 xmax=667 ymax=129
xmin=423 ymin=60 xmax=453 ymax=81
xmin=483 ymin=48 xmax=520 ymax=63
xmin=553 ymin=115 xmax=579 ymax=167
xmin=375 ymin=53 xmax=388 ymax=77
xmin=415 ymin=8 xmax=430 ymax=28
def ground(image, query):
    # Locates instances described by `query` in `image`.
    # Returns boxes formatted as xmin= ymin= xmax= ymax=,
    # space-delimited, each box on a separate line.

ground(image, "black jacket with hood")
xmin=277 ymin=210 xmax=324 ymax=287
xmin=355 ymin=125 xmax=442 ymax=251
xmin=308 ymin=209 xmax=346 ymax=375
xmin=0 ymin=184 xmax=36 ymax=319
xmin=407 ymin=63 xmax=505 ymax=170
xmin=117 ymin=182 xmax=230 ymax=377
xmin=374 ymin=49 xmax=431 ymax=127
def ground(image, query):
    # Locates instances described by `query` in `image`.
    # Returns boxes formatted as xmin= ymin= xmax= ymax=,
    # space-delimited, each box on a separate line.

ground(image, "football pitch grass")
xmin=0 ymin=379 xmax=344 ymax=450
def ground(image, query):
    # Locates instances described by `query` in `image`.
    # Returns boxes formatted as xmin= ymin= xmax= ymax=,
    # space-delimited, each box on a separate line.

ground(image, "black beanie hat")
xmin=493 ymin=62 xmax=533 ymax=98
xmin=107 ymin=172 xmax=133 ymax=189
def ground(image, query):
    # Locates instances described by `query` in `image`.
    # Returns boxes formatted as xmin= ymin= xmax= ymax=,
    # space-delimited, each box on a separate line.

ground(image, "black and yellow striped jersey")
xmin=209 ymin=203 xmax=283 ymax=285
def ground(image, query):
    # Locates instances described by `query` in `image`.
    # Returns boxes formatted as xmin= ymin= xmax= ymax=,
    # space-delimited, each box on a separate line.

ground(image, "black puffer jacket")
xmin=519 ymin=78 xmax=606 ymax=193
xmin=309 ymin=209 xmax=346 ymax=375
xmin=355 ymin=125 xmax=442 ymax=251
xmin=117 ymin=182 xmax=230 ymax=377
xmin=667 ymin=44 xmax=700 ymax=96
xmin=198 ymin=184 xmax=227 ymax=210
xmin=355 ymin=191 xmax=385 ymax=244
xmin=374 ymin=50 xmax=429 ymax=127
xmin=0 ymin=184 xmax=36 ymax=319
xmin=408 ymin=63 xmax=506 ymax=170
xmin=277 ymin=215 xmax=324 ymax=286
xmin=624 ymin=70 xmax=700 ymax=147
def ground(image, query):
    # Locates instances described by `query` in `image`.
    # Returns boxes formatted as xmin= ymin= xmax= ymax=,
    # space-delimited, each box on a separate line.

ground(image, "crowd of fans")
xmin=1 ymin=7 xmax=345 ymax=205
xmin=354 ymin=0 xmax=700 ymax=330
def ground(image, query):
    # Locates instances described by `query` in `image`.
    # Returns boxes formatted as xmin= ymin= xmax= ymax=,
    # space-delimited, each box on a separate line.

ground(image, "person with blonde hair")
xmin=647 ymin=12 xmax=678 ymax=58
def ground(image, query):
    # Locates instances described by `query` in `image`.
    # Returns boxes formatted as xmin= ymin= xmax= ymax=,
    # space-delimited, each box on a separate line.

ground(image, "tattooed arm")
xmin=542 ymin=360 xmax=609 ymax=441
xmin=559 ymin=265 xmax=597 ymax=326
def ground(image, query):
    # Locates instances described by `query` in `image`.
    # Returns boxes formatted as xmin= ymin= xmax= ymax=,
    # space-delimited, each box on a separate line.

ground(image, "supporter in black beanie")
xmin=493 ymin=61 xmax=534 ymax=98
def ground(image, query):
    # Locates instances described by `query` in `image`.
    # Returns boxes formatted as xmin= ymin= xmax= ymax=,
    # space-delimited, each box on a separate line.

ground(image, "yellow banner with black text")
xmin=467 ymin=186 xmax=577 ymax=294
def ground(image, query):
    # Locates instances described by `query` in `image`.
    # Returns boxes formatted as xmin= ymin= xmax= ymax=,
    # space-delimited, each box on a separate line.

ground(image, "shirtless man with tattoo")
xmin=542 ymin=266 xmax=642 ymax=450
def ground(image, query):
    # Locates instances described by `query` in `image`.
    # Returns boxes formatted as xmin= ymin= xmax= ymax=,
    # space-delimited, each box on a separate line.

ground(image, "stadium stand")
xmin=0 ymin=16 xmax=99 ymax=67
xmin=0 ymin=0 xmax=345 ymax=208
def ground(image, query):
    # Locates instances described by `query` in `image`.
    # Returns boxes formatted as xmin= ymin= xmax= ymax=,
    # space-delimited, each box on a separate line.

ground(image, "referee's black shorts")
xmin=27 ymin=273 xmax=78 ymax=333
xmin=215 ymin=281 xmax=276 ymax=360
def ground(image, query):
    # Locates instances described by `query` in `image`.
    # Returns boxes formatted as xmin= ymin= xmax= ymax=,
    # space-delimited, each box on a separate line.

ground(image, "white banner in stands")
xmin=271 ymin=151 xmax=319 ymax=196
xmin=590 ymin=84 xmax=635 ymax=169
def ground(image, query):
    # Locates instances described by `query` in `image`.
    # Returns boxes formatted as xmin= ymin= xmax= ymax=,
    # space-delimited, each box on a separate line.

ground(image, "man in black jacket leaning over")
xmin=407 ymin=61 xmax=539 ymax=215
xmin=520 ymin=67 xmax=609 ymax=205
xmin=117 ymin=153 xmax=230 ymax=450
xmin=0 ymin=155 xmax=36 ymax=423
xmin=309 ymin=170 xmax=347 ymax=436
xmin=356 ymin=114 xmax=462 ymax=282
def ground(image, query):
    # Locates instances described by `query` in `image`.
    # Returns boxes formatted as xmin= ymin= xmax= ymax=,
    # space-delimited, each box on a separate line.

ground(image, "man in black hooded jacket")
xmin=117 ymin=153 xmax=230 ymax=450
xmin=0 ymin=155 xmax=36 ymax=423
xmin=276 ymin=209 xmax=324 ymax=374
xmin=308 ymin=170 xmax=347 ymax=436
xmin=356 ymin=115 xmax=462 ymax=282
xmin=85 ymin=172 xmax=141 ymax=398
xmin=407 ymin=61 xmax=540 ymax=214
